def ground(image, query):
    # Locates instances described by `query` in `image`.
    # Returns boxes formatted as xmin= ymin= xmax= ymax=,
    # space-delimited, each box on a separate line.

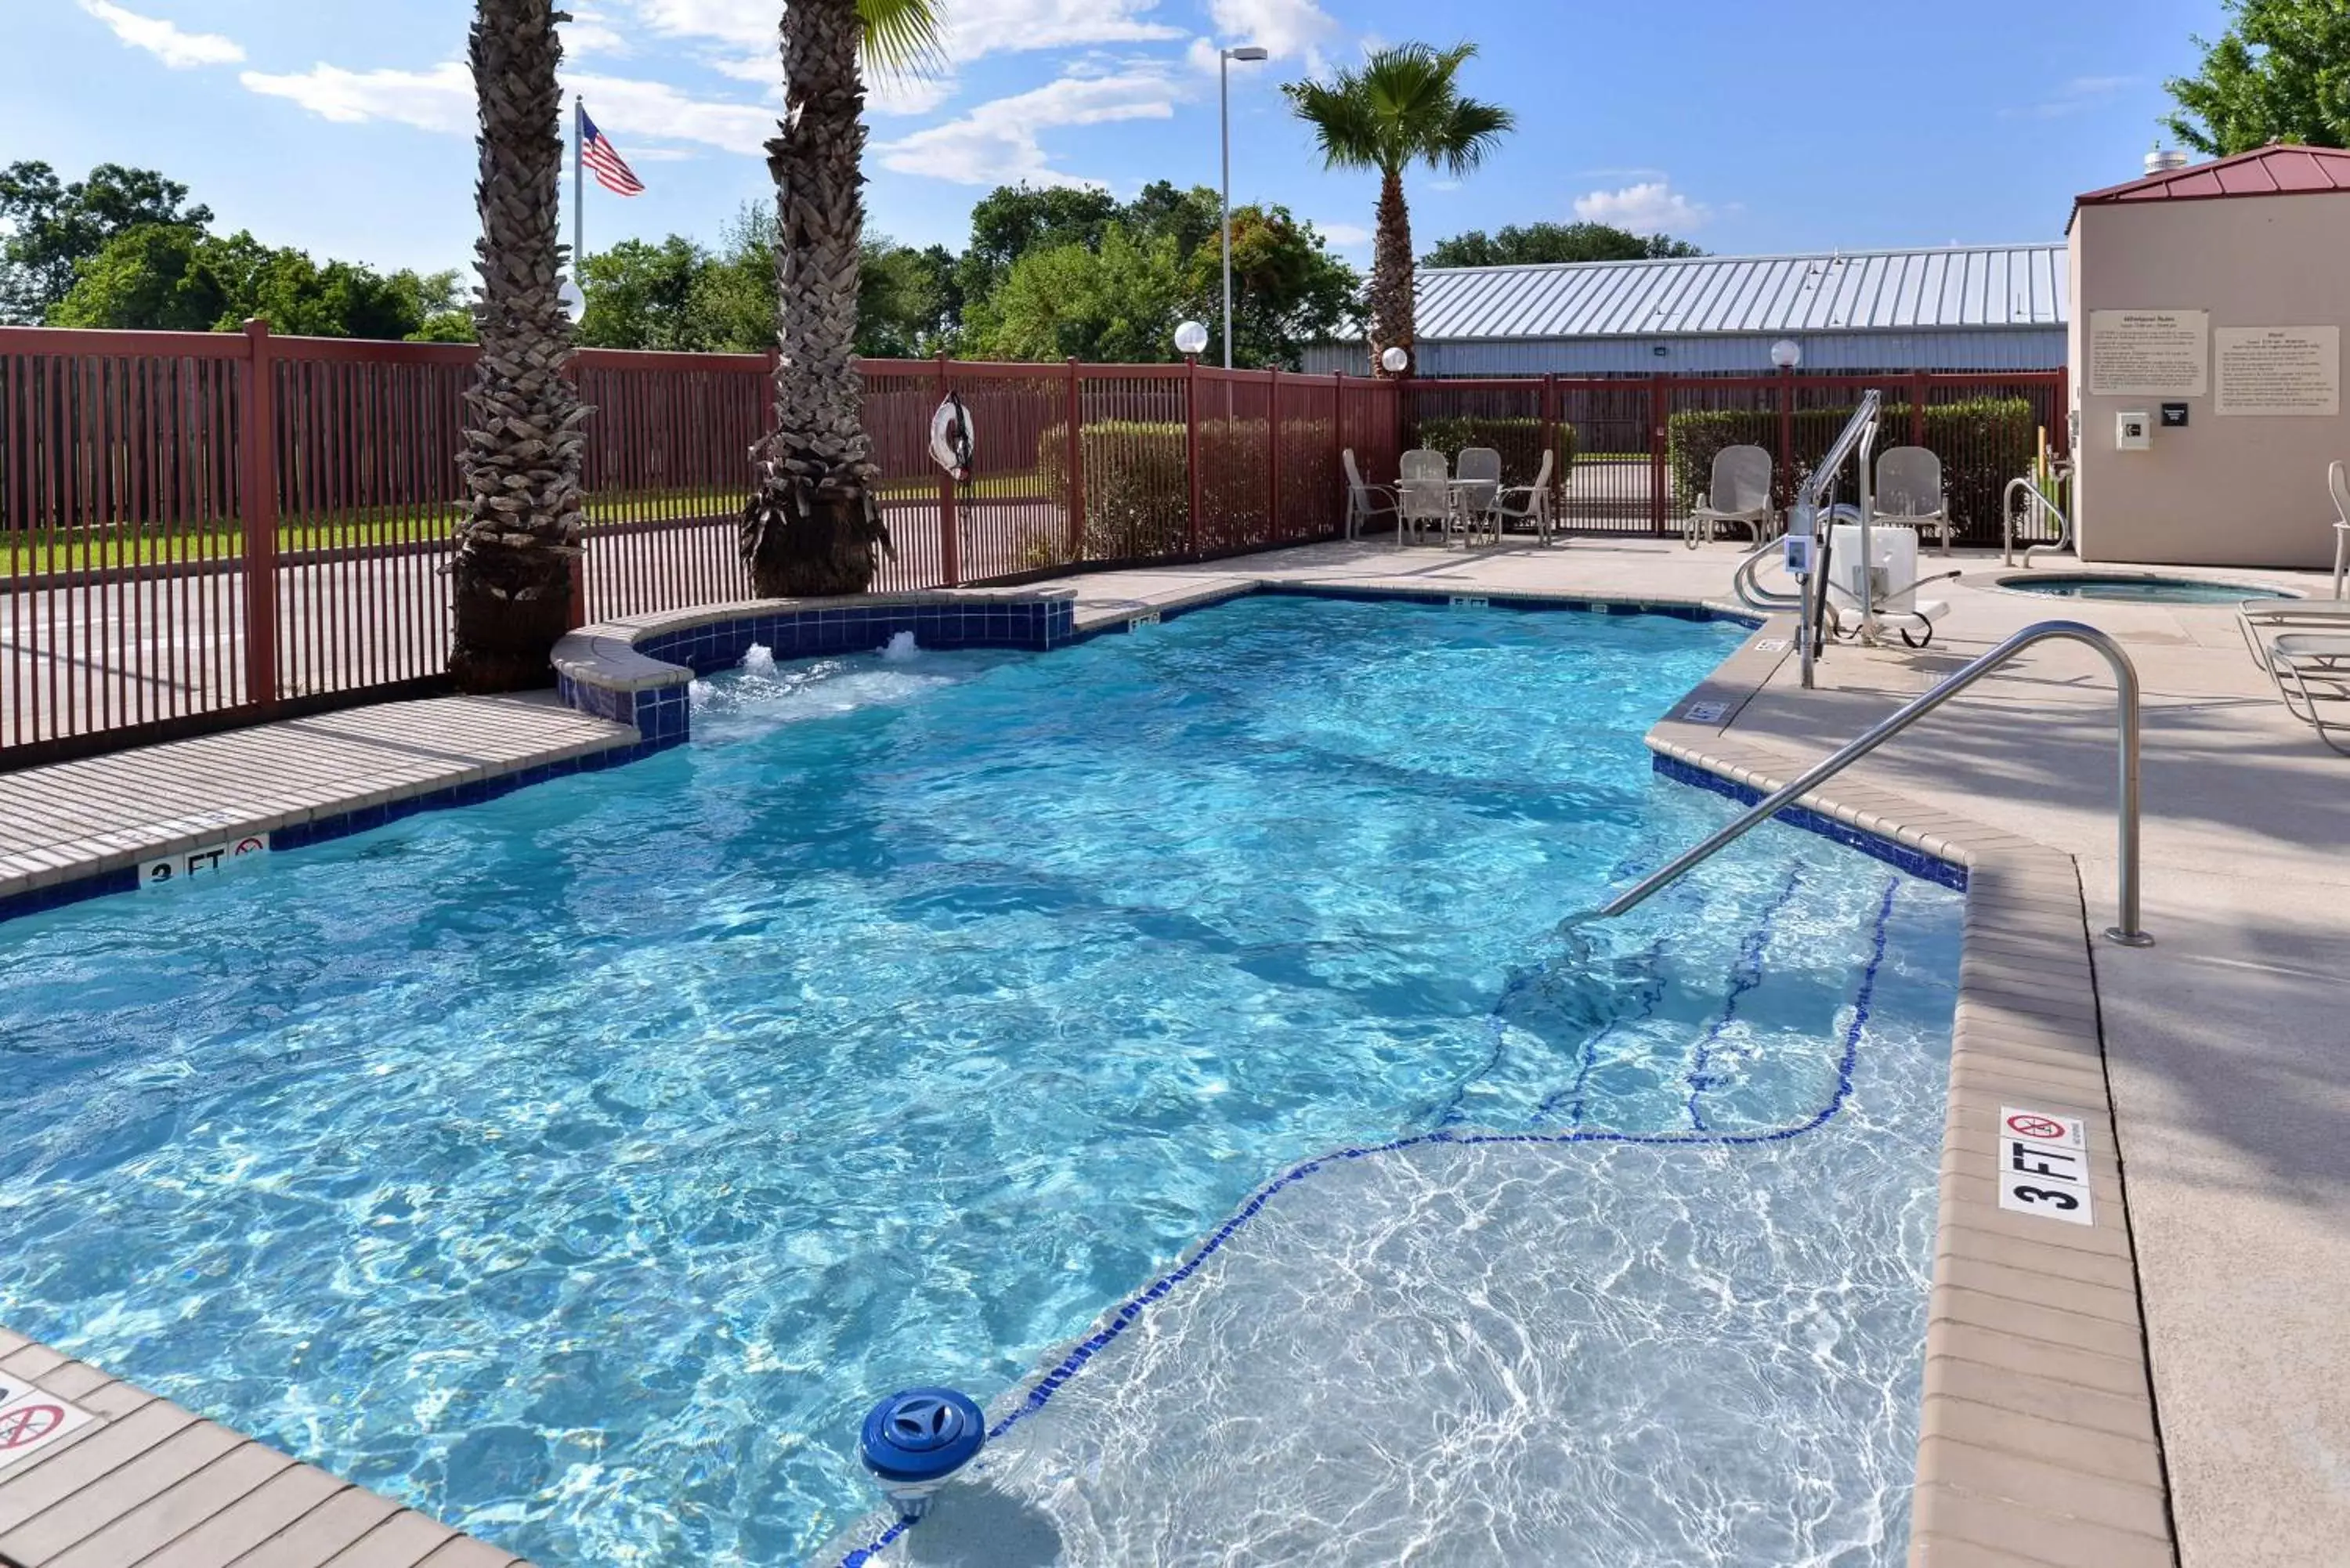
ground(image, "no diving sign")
xmin=1996 ymin=1106 xmax=2094 ymax=1226
xmin=140 ymin=831 xmax=271 ymax=891
xmin=0 ymin=1387 xmax=96 ymax=1472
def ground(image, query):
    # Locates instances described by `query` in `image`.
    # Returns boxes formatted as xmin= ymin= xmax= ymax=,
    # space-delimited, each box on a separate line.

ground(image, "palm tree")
xmin=740 ymin=0 xmax=941 ymax=598
xmin=450 ymin=0 xmax=584 ymax=692
xmin=1284 ymin=43 xmax=1513 ymax=378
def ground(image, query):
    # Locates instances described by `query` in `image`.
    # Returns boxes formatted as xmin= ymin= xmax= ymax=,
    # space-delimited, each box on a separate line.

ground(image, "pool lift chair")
xmin=1684 ymin=444 xmax=1778 ymax=549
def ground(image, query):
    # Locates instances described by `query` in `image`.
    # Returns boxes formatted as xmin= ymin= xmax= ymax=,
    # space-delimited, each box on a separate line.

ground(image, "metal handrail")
xmin=1600 ymin=620 xmax=2153 ymax=945
xmin=2003 ymin=475 xmax=2074 ymax=566
xmin=1735 ymin=503 xmax=1860 ymax=612
xmin=1793 ymin=392 xmax=1883 ymax=690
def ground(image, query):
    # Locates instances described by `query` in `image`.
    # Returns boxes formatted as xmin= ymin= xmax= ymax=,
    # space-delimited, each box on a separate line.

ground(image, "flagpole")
xmin=571 ymin=96 xmax=584 ymax=291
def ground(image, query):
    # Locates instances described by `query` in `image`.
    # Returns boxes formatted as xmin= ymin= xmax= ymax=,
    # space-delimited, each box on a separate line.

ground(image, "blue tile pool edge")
xmin=1649 ymin=752 xmax=1969 ymax=892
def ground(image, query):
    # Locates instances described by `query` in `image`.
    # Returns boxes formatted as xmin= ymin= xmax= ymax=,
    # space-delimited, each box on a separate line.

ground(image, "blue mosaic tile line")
xmin=838 ymin=876 xmax=1906 ymax=1568
xmin=0 ymin=865 xmax=142 ymax=923
xmin=1650 ymin=752 xmax=1969 ymax=891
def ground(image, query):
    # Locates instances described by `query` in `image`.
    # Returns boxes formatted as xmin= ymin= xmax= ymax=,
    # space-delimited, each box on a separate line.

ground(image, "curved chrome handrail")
xmin=1736 ymin=503 xmax=1861 ymax=611
xmin=1601 ymin=620 xmax=2151 ymax=945
xmin=2003 ymin=475 xmax=2074 ymax=566
xmin=1793 ymin=392 xmax=1884 ymax=690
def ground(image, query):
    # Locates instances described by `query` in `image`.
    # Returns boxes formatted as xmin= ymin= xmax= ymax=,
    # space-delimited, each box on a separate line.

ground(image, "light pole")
xmin=1220 ymin=45 xmax=1269 ymax=370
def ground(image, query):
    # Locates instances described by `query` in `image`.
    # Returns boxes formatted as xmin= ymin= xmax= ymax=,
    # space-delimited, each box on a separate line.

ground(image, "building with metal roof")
xmin=1302 ymin=242 xmax=2069 ymax=378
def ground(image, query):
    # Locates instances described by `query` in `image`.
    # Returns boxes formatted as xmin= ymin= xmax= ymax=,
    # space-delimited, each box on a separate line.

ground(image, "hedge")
xmin=1035 ymin=417 xmax=1337 ymax=561
xmin=1666 ymin=399 xmax=2036 ymax=542
xmin=1406 ymin=414 xmax=1578 ymax=488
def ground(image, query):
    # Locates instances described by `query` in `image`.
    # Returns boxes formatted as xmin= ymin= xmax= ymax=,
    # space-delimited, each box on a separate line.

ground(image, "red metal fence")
xmin=1 ymin=321 xmax=2059 ymax=768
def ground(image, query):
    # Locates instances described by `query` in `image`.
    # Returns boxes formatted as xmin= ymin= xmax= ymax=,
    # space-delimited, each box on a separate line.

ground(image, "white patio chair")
xmin=1452 ymin=446 xmax=1504 ymax=547
xmin=2236 ymin=461 xmax=2350 ymax=666
xmin=1397 ymin=449 xmax=1451 ymax=547
xmin=1342 ymin=448 xmax=1399 ymax=540
xmin=1495 ymin=450 xmax=1556 ymax=545
xmin=1685 ymin=445 xmax=1776 ymax=549
xmin=1875 ymin=446 xmax=1954 ymax=554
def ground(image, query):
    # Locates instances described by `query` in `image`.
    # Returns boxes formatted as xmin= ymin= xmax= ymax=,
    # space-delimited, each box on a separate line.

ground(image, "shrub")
xmin=1036 ymin=417 xmax=1339 ymax=560
xmin=1665 ymin=398 xmax=2036 ymax=543
xmin=1406 ymin=414 xmax=1578 ymax=489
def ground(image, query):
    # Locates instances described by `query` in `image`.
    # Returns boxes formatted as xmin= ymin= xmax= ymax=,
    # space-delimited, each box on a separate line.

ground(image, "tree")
xmin=971 ymin=226 xmax=1187 ymax=363
xmin=739 ymin=0 xmax=942 ymax=599
xmin=1177 ymin=204 xmax=1358 ymax=369
xmin=46 ymin=225 xmax=232 ymax=331
xmin=448 ymin=0 xmax=585 ymax=693
xmin=1283 ymin=42 xmax=1512 ymax=378
xmin=578 ymin=234 xmax=711 ymax=349
xmin=0 ymin=161 xmax=212 ymax=323
xmin=1423 ymin=221 xmax=1703 ymax=269
xmin=48 ymin=222 xmax=470 ymax=340
xmin=956 ymin=183 xmax=1122 ymax=308
xmin=859 ymin=237 xmax=956 ymax=357
xmin=2163 ymin=0 xmax=2350 ymax=156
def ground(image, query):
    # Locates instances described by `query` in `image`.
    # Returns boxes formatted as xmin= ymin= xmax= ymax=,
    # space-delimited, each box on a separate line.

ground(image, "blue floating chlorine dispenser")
xmin=859 ymin=1386 xmax=985 ymax=1521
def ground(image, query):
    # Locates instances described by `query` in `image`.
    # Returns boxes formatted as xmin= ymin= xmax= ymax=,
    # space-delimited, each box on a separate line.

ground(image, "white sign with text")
xmin=1995 ymin=1106 xmax=2095 ymax=1226
xmin=2088 ymin=309 xmax=2209 ymax=396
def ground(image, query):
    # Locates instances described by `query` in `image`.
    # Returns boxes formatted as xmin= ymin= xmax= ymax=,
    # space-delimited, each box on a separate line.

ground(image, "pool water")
xmin=2002 ymin=573 xmax=2283 ymax=604
xmin=0 ymin=595 xmax=1958 ymax=1566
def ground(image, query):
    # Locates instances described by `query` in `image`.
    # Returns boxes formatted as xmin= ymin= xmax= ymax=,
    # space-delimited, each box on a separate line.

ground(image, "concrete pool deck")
xmin=0 ymin=535 xmax=2342 ymax=1566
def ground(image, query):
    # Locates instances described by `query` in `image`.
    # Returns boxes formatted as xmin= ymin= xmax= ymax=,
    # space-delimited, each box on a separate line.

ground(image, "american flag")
xmin=579 ymin=107 xmax=644 ymax=197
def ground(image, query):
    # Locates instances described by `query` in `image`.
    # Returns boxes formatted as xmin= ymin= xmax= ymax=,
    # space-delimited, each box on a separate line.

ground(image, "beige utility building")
xmin=2070 ymin=144 xmax=2350 ymax=568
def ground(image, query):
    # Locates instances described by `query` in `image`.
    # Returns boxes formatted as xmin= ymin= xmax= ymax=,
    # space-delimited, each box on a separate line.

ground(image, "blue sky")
xmin=3 ymin=0 xmax=2225 ymax=279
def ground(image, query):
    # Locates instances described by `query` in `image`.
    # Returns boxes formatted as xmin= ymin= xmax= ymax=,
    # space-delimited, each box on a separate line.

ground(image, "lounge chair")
xmin=1342 ymin=449 xmax=1399 ymax=540
xmin=1397 ymin=449 xmax=1450 ymax=547
xmin=1495 ymin=450 xmax=1556 ymax=545
xmin=2236 ymin=461 xmax=2350 ymax=666
xmin=2264 ymin=631 xmax=2350 ymax=753
xmin=1685 ymin=445 xmax=1776 ymax=549
xmin=1874 ymin=446 xmax=1954 ymax=554
xmin=1452 ymin=446 xmax=1504 ymax=547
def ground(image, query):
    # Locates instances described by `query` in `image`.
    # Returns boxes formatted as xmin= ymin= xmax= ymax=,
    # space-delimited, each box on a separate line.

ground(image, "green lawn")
xmin=2 ymin=474 xmax=1052 ymax=576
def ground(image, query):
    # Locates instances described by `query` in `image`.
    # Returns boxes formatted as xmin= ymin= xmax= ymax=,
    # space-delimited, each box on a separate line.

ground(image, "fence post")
xmin=1776 ymin=369 xmax=1794 ymax=511
xmin=1648 ymin=374 xmax=1669 ymax=537
xmin=1065 ymin=357 xmax=1084 ymax=561
xmin=1333 ymin=369 xmax=1346 ymax=534
xmin=1184 ymin=356 xmax=1202 ymax=556
xmin=1910 ymin=370 xmax=1929 ymax=448
xmin=562 ymin=355 xmax=587 ymax=628
xmin=1540 ymin=372 xmax=1558 ymax=508
xmin=239 ymin=318 xmax=279 ymax=710
xmin=1266 ymin=367 xmax=1281 ymax=540
xmin=935 ymin=352 xmax=960 ymax=587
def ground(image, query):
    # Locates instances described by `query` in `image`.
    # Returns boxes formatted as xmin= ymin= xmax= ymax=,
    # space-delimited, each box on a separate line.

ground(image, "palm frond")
xmin=1427 ymin=98 xmax=1513 ymax=176
xmin=1282 ymin=39 xmax=1513 ymax=179
xmin=857 ymin=0 xmax=944 ymax=84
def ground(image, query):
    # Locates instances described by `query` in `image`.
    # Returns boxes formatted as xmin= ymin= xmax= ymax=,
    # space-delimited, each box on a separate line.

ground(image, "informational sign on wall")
xmin=2088 ymin=309 xmax=2209 ymax=396
xmin=2214 ymin=326 xmax=2341 ymax=417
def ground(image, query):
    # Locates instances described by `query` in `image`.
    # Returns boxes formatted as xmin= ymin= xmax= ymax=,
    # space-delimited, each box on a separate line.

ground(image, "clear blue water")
xmin=0 ymin=596 xmax=1958 ymax=1566
xmin=2005 ymin=573 xmax=2283 ymax=604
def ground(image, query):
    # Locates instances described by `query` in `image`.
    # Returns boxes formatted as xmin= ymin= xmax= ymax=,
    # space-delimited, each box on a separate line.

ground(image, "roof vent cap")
xmin=2144 ymin=146 xmax=2191 ymax=176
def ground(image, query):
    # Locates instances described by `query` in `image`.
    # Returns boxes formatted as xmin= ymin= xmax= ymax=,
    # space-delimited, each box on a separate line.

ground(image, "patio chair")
xmin=1452 ymin=446 xmax=1504 ymax=547
xmin=1685 ymin=445 xmax=1776 ymax=549
xmin=1397 ymin=449 xmax=1451 ymax=547
xmin=1342 ymin=448 xmax=1399 ymax=540
xmin=1495 ymin=450 xmax=1556 ymax=545
xmin=2236 ymin=461 xmax=2350 ymax=666
xmin=1874 ymin=446 xmax=1954 ymax=554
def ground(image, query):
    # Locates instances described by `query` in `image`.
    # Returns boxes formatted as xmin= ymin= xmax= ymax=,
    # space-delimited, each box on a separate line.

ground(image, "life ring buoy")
xmin=929 ymin=393 xmax=974 ymax=483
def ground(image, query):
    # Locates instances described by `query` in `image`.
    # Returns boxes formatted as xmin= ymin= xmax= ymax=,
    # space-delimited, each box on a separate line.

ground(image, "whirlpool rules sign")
xmin=140 ymin=833 xmax=271 ymax=889
xmin=1996 ymin=1107 xmax=2095 ymax=1227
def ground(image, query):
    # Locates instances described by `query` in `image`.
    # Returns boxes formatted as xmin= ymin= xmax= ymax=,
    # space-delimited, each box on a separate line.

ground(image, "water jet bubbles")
xmin=881 ymin=631 xmax=919 ymax=663
xmin=742 ymin=644 xmax=777 ymax=677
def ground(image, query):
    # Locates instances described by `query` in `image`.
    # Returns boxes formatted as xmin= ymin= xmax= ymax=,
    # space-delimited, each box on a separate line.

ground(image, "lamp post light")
xmin=1380 ymin=345 xmax=1409 ymax=376
xmin=1770 ymin=338 xmax=1802 ymax=370
xmin=1220 ymin=45 xmax=1269 ymax=370
xmin=1174 ymin=320 xmax=1210 ymax=361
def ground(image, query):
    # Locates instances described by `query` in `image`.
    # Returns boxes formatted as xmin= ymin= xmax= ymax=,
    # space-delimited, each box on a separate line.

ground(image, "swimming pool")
xmin=0 ymin=594 xmax=1958 ymax=1565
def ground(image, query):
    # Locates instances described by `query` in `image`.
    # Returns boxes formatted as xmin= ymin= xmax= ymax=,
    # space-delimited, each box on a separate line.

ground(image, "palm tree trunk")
xmin=1367 ymin=169 xmax=1415 ymax=378
xmin=450 ymin=0 xmax=585 ymax=692
xmin=742 ymin=0 xmax=891 ymax=598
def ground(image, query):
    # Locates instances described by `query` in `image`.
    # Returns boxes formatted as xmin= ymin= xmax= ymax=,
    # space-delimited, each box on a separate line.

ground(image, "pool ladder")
xmin=1600 ymin=621 xmax=2153 ymax=946
xmin=2003 ymin=472 xmax=2076 ymax=566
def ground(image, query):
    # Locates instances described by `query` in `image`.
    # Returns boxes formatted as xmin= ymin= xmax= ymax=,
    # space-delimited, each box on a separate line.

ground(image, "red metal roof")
xmin=2077 ymin=143 xmax=2350 ymax=206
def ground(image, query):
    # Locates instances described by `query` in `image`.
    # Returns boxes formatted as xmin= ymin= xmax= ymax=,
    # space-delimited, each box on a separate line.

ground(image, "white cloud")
xmin=627 ymin=0 xmax=1176 ymax=62
xmin=875 ymin=70 xmax=1180 ymax=187
xmin=1315 ymin=220 xmax=1370 ymax=247
xmin=77 ymin=0 xmax=244 ymax=68
xmin=1203 ymin=0 xmax=1337 ymax=63
xmin=237 ymin=57 xmax=776 ymax=157
xmin=2003 ymin=74 xmax=2137 ymax=120
xmin=565 ymin=6 xmax=631 ymax=56
xmin=239 ymin=60 xmax=473 ymax=133
xmin=1573 ymin=180 xmax=1709 ymax=235
xmin=869 ymin=73 xmax=958 ymax=117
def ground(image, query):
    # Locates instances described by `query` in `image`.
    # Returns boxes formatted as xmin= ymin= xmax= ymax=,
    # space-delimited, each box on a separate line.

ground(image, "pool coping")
xmin=1649 ymin=614 xmax=2175 ymax=1568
